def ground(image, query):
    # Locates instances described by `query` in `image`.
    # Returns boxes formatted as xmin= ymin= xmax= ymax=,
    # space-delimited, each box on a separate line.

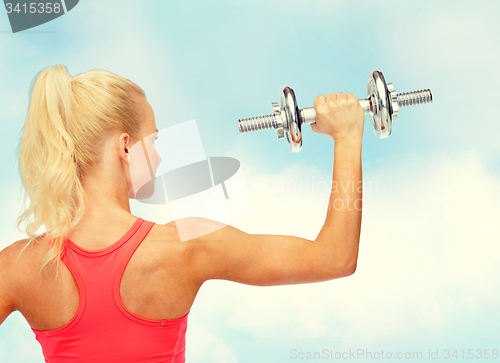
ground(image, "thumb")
xmin=311 ymin=122 xmax=318 ymax=133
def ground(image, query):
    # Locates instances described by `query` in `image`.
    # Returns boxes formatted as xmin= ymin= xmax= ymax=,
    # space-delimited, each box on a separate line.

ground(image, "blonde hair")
xmin=16 ymin=64 xmax=145 ymax=279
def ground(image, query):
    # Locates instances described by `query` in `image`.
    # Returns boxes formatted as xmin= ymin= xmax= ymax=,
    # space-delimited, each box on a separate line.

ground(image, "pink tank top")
xmin=32 ymin=217 xmax=190 ymax=363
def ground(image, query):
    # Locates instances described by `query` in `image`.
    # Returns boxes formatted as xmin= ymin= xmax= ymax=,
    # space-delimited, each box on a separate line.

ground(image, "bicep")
xmin=187 ymin=219 xmax=352 ymax=286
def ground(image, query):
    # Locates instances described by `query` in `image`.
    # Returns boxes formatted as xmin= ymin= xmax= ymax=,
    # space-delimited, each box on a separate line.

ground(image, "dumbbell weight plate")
xmin=280 ymin=85 xmax=303 ymax=152
xmin=368 ymin=70 xmax=392 ymax=139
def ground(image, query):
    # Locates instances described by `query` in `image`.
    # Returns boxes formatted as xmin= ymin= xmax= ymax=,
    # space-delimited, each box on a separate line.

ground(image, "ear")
xmin=119 ymin=132 xmax=131 ymax=163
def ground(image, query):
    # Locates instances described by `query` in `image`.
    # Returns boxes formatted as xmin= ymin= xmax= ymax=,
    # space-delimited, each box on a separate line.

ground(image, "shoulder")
xmin=160 ymin=217 xmax=229 ymax=254
xmin=0 ymin=236 xmax=47 ymax=276
xmin=145 ymin=219 xmax=200 ymax=259
xmin=1 ymin=235 xmax=47 ymax=255
xmin=0 ymin=236 xmax=46 ymax=318
xmin=151 ymin=217 xmax=229 ymax=267
xmin=0 ymin=239 xmax=29 ymax=301
xmin=0 ymin=239 xmax=28 ymax=268
xmin=163 ymin=217 xmax=229 ymax=242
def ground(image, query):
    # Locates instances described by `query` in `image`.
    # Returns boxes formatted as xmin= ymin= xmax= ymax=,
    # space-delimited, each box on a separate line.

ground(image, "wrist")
xmin=333 ymin=136 xmax=363 ymax=148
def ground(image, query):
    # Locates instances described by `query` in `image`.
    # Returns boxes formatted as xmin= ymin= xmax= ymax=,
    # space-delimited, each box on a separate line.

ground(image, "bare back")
xmin=10 ymin=221 xmax=201 ymax=331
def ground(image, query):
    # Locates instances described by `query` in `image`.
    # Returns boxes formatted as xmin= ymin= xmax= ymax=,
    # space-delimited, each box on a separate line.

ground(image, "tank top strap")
xmin=114 ymin=219 xmax=156 ymax=282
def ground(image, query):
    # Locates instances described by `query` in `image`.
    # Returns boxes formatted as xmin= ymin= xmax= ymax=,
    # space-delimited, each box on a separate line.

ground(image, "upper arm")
xmin=181 ymin=217 xmax=355 ymax=287
xmin=0 ymin=244 xmax=17 ymax=326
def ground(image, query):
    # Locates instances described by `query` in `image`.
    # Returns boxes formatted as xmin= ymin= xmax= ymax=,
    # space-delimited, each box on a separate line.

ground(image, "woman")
xmin=0 ymin=65 xmax=365 ymax=362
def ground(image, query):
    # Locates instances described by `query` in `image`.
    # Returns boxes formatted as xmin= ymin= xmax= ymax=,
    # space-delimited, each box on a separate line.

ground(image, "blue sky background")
xmin=1 ymin=0 xmax=499 ymax=362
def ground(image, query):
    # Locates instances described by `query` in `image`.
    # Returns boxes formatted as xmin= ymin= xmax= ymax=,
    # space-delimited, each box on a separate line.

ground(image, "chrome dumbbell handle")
xmin=298 ymin=89 xmax=432 ymax=125
xmin=238 ymin=70 xmax=433 ymax=152
xmin=297 ymin=99 xmax=371 ymax=125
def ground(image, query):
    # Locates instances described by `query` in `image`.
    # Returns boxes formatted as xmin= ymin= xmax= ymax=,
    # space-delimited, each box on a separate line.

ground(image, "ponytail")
xmin=16 ymin=64 xmax=145 ymax=279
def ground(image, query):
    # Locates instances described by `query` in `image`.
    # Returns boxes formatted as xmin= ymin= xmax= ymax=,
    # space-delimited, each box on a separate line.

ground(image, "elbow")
xmin=326 ymin=259 xmax=357 ymax=279
xmin=338 ymin=256 xmax=357 ymax=277
xmin=342 ymin=244 xmax=359 ymax=277
xmin=342 ymin=261 xmax=357 ymax=276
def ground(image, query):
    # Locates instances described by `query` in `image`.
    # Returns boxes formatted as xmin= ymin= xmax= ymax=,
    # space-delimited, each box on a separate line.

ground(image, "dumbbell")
xmin=237 ymin=70 xmax=433 ymax=152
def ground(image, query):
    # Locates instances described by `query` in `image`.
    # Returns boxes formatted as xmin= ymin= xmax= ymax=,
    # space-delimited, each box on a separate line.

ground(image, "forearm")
xmin=315 ymin=138 xmax=363 ymax=271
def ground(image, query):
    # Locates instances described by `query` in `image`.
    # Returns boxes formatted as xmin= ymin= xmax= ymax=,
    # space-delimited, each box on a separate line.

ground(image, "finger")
xmin=336 ymin=92 xmax=347 ymax=99
xmin=326 ymin=93 xmax=337 ymax=103
xmin=346 ymin=93 xmax=357 ymax=100
xmin=314 ymin=94 xmax=326 ymax=109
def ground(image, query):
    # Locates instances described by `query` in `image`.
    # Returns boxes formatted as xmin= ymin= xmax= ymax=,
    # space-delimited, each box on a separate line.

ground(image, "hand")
xmin=311 ymin=92 xmax=365 ymax=143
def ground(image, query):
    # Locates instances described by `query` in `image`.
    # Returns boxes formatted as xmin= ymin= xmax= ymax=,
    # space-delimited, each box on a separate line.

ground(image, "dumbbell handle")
xmin=298 ymin=99 xmax=371 ymax=125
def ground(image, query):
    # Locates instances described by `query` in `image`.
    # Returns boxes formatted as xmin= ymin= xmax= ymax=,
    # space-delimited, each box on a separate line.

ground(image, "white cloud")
xmin=185 ymin=324 xmax=239 ymax=363
xmin=389 ymin=3 xmax=500 ymax=156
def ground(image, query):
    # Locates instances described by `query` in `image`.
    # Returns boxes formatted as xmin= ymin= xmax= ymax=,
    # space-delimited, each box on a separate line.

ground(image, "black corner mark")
xmin=4 ymin=0 xmax=79 ymax=33
xmin=64 ymin=0 xmax=77 ymax=11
